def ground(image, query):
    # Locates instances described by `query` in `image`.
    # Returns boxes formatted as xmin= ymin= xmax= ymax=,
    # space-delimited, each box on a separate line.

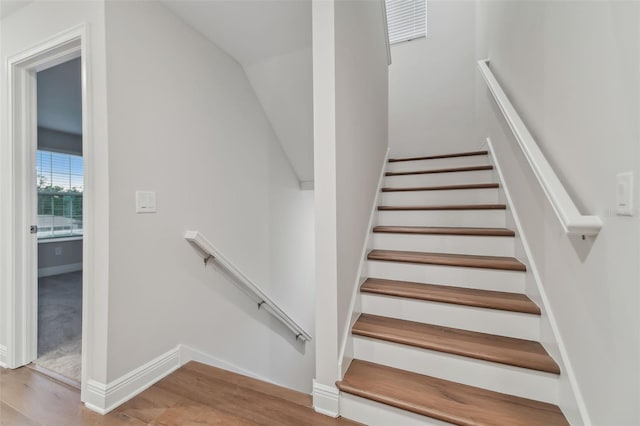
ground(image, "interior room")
xmin=33 ymin=57 xmax=83 ymax=384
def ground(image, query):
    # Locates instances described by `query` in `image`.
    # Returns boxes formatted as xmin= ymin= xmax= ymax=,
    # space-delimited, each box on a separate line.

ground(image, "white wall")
xmin=334 ymin=0 xmax=389 ymax=362
xmin=389 ymin=0 xmax=476 ymax=157
xmin=104 ymin=1 xmax=315 ymax=392
xmin=312 ymin=0 xmax=389 ymax=407
xmin=245 ymin=47 xmax=314 ymax=184
xmin=0 ymin=0 xmax=111 ymax=387
xmin=476 ymin=1 xmax=640 ymax=424
xmin=162 ymin=0 xmax=315 ymax=186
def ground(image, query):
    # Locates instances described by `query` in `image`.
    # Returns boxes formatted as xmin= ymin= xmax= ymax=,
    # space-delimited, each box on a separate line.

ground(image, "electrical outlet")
xmin=54 ymin=246 xmax=62 ymax=256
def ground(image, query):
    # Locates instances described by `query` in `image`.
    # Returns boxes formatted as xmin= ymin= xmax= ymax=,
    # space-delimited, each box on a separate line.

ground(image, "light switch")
xmin=136 ymin=191 xmax=157 ymax=213
xmin=616 ymin=172 xmax=634 ymax=216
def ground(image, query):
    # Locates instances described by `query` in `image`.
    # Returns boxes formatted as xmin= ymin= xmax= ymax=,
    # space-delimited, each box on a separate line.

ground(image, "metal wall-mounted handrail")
xmin=185 ymin=230 xmax=312 ymax=342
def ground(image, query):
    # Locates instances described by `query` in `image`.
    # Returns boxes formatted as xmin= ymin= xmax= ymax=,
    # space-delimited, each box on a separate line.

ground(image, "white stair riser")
xmin=353 ymin=338 xmax=559 ymax=404
xmin=339 ymin=392 xmax=453 ymax=426
xmin=384 ymin=169 xmax=494 ymax=187
xmin=387 ymin=155 xmax=490 ymax=173
xmin=361 ymin=294 xmax=540 ymax=340
xmin=368 ymin=260 xmax=525 ymax=293
xmin=377 ymin=209 xmax=506 ymax=228
xmin=380 ymin=188 xmax=499 ymax=206
xmin=372 ymin=233 xmax=514 ymax=257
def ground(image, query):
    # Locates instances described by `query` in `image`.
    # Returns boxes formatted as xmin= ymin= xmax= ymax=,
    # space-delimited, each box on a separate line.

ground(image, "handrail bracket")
xmin=185 ymin=230 xmax=313 ymax=343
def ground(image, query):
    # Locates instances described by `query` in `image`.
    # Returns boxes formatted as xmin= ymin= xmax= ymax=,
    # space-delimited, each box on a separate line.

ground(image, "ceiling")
xmin=0 ymin=0 xmax=32 ymax=19
xmin=37 ymin=57 xmax=82 ymax=135
xmin=162 ymin=0 xmax=311 ymax=67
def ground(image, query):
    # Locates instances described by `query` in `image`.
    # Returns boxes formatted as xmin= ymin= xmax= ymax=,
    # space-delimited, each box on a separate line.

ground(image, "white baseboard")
xmin=84 ymin=346 xmax=180 ymax=414
xmin=177 ymin=344 xmax=291 ymax=389
xmin=84 ymin=343 xmax=305 ymax=415
xmin=312 ymin=380 xmax=340 ymax=417
xmin=0 ymin=344 xmax=7 ymax=368
xmin=38 ymin=262 xmax=82 ymax=278
xmin=486 ymin=137 xmax=589 ymax=425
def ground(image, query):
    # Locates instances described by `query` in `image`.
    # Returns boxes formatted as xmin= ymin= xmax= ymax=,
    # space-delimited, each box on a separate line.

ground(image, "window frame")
xmin=385 ymin=0 xmax=427 ymax=45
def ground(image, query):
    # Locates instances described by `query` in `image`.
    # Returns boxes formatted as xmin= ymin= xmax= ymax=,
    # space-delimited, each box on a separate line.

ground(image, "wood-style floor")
xmin=0 ymin=362 xmax=359 ymax=425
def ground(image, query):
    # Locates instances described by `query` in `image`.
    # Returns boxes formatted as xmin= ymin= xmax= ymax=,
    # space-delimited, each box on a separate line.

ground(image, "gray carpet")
xmin=36 ymin=271 xmax=82 ymax=382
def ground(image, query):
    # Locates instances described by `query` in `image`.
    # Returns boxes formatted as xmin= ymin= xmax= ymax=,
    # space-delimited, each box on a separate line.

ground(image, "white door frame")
xmin=2 ymin=24 xmax=93 ymax=391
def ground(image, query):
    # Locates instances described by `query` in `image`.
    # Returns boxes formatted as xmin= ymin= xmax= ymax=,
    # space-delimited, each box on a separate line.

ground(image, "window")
xmin=385 ymin=0 xmax=426 ymax=44
xmin=36 ymin=150 xmax=83 ymax=239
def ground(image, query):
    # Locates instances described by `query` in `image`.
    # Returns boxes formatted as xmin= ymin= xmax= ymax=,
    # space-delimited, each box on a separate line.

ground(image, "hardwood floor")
xmin=0 ymin=363 xmax=359 ymax=425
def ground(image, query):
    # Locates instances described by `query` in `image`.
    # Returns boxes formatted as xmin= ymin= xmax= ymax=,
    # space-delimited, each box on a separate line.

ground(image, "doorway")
xmin=3 ymin=27 xmax=93 ymax=399
xmin=32 ymin=57 xmax=84 ymax=384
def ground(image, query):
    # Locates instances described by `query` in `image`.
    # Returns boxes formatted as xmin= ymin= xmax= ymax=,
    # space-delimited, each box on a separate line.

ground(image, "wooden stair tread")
xmin=378 ymin=204 xmax=506 ymax=211
xmin=386 ymin=164 xmax=493 ymax=176
xmin=373 ymin=226 xmax=515 ymax=237
xmin=337 ymin=360 xmax=568 ymax=426
xmin=361 ymin=278 xmax=540 ymax=314
xmin=368 ymin=249 xmax=526 ymax=271
xmin=353 ymin=314 xmax=559 ymax=373
xmin=389 ymin=150 xmax=489 ymax=163
xmin=381 ymin=183 xmax=498 ymax=192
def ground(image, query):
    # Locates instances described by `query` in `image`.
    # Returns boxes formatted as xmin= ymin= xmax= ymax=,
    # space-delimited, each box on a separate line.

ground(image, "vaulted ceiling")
xmin=2 ymin=0 xmax=314 ymax=183
xmin=162 ymin=0 xmax=314 ymax=184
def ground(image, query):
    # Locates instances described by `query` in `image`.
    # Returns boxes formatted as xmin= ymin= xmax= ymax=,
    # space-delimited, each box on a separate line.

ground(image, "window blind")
xmin=36 ymin=150 xmax=84 ymax=239
xmin=385 ymin=0 xmax=426 ymax=44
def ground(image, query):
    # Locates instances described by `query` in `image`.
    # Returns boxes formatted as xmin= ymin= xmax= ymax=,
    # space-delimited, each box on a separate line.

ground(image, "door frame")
xmin=2 ymin=24 xmax=93 ymax=391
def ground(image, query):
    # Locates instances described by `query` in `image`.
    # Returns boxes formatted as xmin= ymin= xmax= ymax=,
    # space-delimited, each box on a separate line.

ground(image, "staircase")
xmin=337 ymin=151 xmax=569 ymax=425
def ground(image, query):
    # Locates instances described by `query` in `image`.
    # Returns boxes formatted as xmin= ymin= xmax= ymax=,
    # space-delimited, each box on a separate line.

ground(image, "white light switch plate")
xmin=136 ymin=191 xmax=157 ymax=213
xmin=616 ymin=172 xmax=634 ymax=216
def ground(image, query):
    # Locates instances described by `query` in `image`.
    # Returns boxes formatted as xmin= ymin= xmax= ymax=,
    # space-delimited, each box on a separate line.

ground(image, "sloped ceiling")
xmin=162 ymin=0 xmax=314 ymax=184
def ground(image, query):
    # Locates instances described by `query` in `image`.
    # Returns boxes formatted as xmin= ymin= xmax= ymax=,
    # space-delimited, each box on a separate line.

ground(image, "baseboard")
xmin=312 ymin=380 xmax=340 ymax=418
xmin=337 ymin=147 xmax=390 ymax=378
xmin=0 ymin=344 xmax=7 ymax=368
xmin=177 ymin=344 xmax=291 ymax=390
xmin=486 ymin=137 xmax=590 ymax=425
xmin=38 ymin=262 xmax=82 ymax=278
xmin=84 ymin=346 xmax=180 ymax=414
xmin=83 ymin=343 xmax=309 ymax=416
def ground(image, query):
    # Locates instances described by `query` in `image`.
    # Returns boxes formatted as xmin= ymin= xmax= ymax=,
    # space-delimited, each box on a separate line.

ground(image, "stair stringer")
xmin=485 ymin=137 xmax=588 ymax=426
xmin=337 ymin=147 xmax=390 ymax=379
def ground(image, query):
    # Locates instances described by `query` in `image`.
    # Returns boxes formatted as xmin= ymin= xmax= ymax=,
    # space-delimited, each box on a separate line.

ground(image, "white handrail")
xmin=185 ymin=230 xmax=312 ymax=342
xmin=477 ymin=59 xmax=602 ymax=237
